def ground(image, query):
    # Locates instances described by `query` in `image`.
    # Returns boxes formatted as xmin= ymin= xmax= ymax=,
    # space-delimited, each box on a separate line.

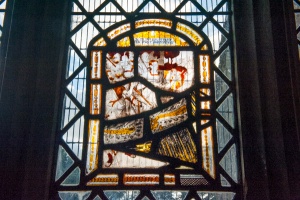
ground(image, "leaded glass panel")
xmin=53 ymin=0 xmax=240 ymax=199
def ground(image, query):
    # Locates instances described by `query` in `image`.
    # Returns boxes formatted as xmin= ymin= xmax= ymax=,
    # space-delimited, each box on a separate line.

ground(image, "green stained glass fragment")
xmin=215 ymin=72 xmax=229 ymax=101
xmin=58 ymin=191 xmax=91 ymax=200
xmin=220 ymin=144 xmax=238 ymax=183
xmin=55 ymin=146 xmax=74 ymax=181
xmin=61 ymin=167 xmax=80 ymax=186
xmin=217 ymin=93 xmax=234 ymax=128
xmin=220 ymin=174 xmax=231 ymax=187
xmin=216 ymin=119 xmax=232 ymax=153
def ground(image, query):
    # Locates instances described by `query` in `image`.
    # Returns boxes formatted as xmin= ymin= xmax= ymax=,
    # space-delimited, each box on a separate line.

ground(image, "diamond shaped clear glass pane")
xmin=217 ymin=93 xmax=234 ymax=128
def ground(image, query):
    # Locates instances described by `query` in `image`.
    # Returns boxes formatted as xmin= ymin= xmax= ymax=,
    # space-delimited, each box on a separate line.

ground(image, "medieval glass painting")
xmin=53 ymin=0 xmax=240 ymax=199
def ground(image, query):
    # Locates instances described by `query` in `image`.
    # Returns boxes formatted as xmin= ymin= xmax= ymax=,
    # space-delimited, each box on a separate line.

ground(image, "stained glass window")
xmin=53 ymin=0 xmax=240 ymax=199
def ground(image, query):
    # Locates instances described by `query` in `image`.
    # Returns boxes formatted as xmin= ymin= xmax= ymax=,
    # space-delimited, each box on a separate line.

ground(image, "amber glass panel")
xmin=107 ymin=24 xmax=130 ymax=39
xmin=123 ymin=174 xmax=159 ymax=185
xmin=117 ymin=37 xmax=130 ymax=47
xmin=91 ymin=51 xmax=102 ymax=79
xmin=90 ymin=84 xmax=101 ymax=115
xmin=200 ymin=55 xmax=210 ymax=84
xmin=94 ymin=37 xmax=106 ymax=46
xmin=176 ymin=22 xmax=203 ymax=46
xmin=86 ymin=120 xmax=100 ymax=175
xmin=164 ymin=174 xmax=175 ymax=185
xmin=201 ymin=126 xmax=215 ymax=179
xmin=135 ymin=19 xmax=172 ymax=29
xmin=87 ymin=174 xmax=119 ymax=186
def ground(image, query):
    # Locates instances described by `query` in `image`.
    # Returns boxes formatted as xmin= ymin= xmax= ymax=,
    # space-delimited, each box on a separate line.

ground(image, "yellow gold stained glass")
xmin=134 ymin=31 xmax=189 ymax=46
xmin=135 ymin=19 xmax=172 ymax=29
xmin=107 ymin=24 xmax=130 ymax=39
xmin=201 ymin=126 xmax=215 ymax=179
xmin=91 ymin=51 xmax=102 ymax=79
xmin=177 ymin=22 xmax=204 ymax=46
xmin=86 ymin=120 xmax=100 ymax=175
xmin=200 ymin=55 xmax=210 ymax=84
xmin=94 ymin=37 xmax=106 ymax=46
xmin=90 ymin=84 xmax=101 ymax=115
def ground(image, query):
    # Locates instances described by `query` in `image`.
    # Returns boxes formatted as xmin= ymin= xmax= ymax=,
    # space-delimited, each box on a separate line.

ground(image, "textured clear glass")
xmin=62 ymin=116 xmax=84 ymax=159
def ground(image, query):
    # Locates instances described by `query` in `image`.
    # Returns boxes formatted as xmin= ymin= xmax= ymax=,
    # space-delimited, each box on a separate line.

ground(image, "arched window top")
xmin=92 ymin=19 xmax=209 ymax=49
